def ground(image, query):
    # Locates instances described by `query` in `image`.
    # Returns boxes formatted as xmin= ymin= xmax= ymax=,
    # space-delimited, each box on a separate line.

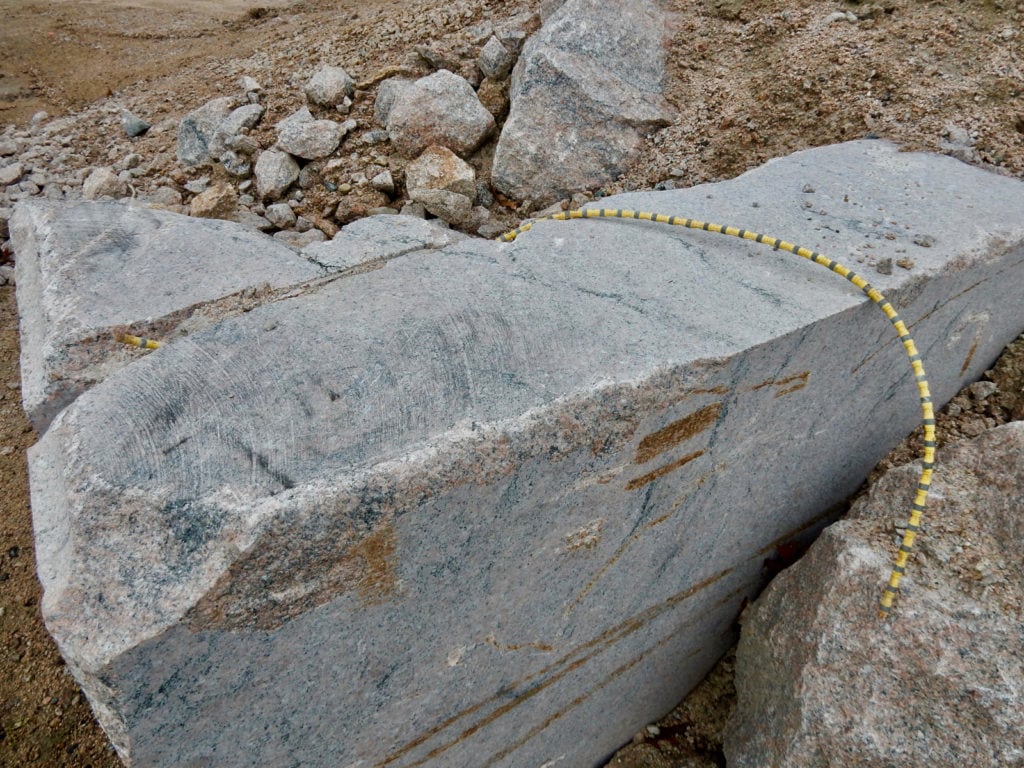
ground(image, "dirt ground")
xmin=1 ymin=0 xmax=1023 ymax=766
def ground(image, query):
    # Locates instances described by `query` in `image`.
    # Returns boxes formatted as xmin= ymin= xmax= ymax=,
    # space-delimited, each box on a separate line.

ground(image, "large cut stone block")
xmin=19 ymin=141 xmax=1024 ymax=767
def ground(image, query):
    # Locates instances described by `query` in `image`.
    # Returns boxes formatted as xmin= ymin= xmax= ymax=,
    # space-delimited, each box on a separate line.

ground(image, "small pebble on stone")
xmin=912 ymin=233 xmax=935 ymax=247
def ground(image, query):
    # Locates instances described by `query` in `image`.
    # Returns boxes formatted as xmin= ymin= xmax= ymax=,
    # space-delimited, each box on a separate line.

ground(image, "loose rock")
xmin=405 ymin=145 xmax=476 ymax=199
xmin=119 ymin=109 xmax=151 ymax=138
xmin=264 ymin=202 xmax=297 ymax=229
xmin=492 ymin=0 xmax=674 ymax=206
xmin=386 ymin=70 xmax=495 ymax=158
xmin=478 ymin=36 xmax=515 ymax=81
xmin=726 ymin=422 xmax=1024 ymax=768
xmin=254 ymin=150 xmax=300 ymax=200
xmin=189 ymin=183 xmax=238 ymax=220
xmin=276 ymin=112 xmax=350 ymax=160
xmin=304 ymin=65 xmax=356 ymax=107
xmin=0 ymin=162 xmax=24 ymax=187
xmin=177 ymin=97 xmax=235 ymax=166
xmin=81 ymin=168 xmax=127 ymax=200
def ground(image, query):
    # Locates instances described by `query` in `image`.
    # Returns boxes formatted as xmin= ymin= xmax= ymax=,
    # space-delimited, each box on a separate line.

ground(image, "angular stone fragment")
xmin=304 ymin=65 xmax=356 ymax=106
xmin=409 ymin=187 xmax=475 ymax=226
xmin=386 ymin=70 xmax=495 ymax=157
xmin=177 ymin=97 xmax=235 ymax=166
xmin=254 ymin=149 xmax=300 ymax=200
xmin=492 ymin=0 xmax=674 ymax=207
xmin=373 ymin=76 xmax=414 ymax=126
xmin=276 ymin=113 xmax=347 ymax=160
xmin=479 ymin=36 xmax=514 ymax=80
xmin=119 ymin=109 xmax=151 ymax=138
xmin=405 ymin=145 xmax=477 ymax=199
xmin=725 ymin=422 xmax=1024 ymax=768
xmin=0 ymin=161 xmax=25 ymax=186
xmin=81 ymin=167 xmax=127 ymax=200
xmin=263 ymin=202 xmax=297 ymax=229
xmin=12 ymin=200 xmax=322 ymax=429
xmin=207 ymin=104 xmax=265 ymax=160
xmin=189 ymin=183 xmax=238 ymax=220
xmin=18 ymin=142 xmax=1024 ymax=768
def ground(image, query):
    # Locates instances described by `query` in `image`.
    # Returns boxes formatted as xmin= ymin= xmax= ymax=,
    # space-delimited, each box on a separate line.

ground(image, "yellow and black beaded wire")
xmin=118 ymin=333 xmax=161 ymax=350
xmin=500 ymin=208 xmax=936 ymax=618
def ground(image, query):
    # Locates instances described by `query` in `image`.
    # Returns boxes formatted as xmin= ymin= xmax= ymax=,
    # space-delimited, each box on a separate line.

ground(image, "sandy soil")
xmin=2 ymin=0 xmax=1023 ymax=765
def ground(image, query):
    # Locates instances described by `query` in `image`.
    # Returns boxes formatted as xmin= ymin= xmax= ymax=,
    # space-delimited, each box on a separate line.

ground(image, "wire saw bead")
xmin=120 ymin=333 xmax=162 ymax=350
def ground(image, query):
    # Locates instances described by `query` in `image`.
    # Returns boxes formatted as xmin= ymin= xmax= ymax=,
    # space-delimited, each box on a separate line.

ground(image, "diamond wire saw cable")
xmin=499 ymin=207 xmax=936 ymax=618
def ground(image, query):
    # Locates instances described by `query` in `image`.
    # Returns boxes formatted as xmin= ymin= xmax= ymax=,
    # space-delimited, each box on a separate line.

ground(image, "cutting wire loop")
xmin=499 ymin=207 xmax=935 ymax=618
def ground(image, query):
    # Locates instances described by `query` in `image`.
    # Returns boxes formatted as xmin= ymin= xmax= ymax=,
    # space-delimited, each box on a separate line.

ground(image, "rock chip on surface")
xmin=304 ymin=65 xmax=356 ymax=106
xmin=725 ymin=422 xmax=1024 ymax=768
xmin=177 ymin=97 xmax=235 ymax=166
xmin=81 ymin=167 xmax=127 ymax=200
xmin=404 ymin=145 xmax=477 ymax=199
xmin=189 ymin=183 xmax=238 ymax=220
xmin=386 ymin=70 xmax=495 ymax=157
xmin=492 ymin=0 xmax=674 ymax=207
xmin=17 ymin=142 xmax=1024 ymax=768
xmin=303 ymin=213 xmax=466 ymax=270
xmin=254 ymin=150 xmax=300 ymax=200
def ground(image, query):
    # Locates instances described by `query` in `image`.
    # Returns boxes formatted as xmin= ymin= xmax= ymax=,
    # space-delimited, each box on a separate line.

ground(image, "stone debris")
xmin=373 ymin=76 xmax=415 ymax=127
xmin=405 ymin=145 xmax=477 ymax=199
xmin=725 ymin=422 xmax=1024 ymax=768
xmin=0 ymin=161 xmax=24 ymax=187
xmin=189 ymin=183 xmax=238 ymax=220
xmin=492 ymin=0 xmax=674 ymax=207
xmin=119 ymin=109 xmax=151 ymax=138
xmin=81 ymin=167 xmax=127 ymax=200
xmin=276 ymin=114 xmax=348 ymax=160
xmin=478 ymin=36 xmax=515 ymax=80
xmin=254 ymin=149 xmax=300 ymax=200
xmin=177 ymin=96 xmax=235 ymax=166
xmin=14 ymin=141 xmax=1024 ymax=768
xmin=386 ymin=69 xmax=496 ymax=157
xmin=264 ymin=202 xmax=297 ymax=230
xmin=304 ymin=65 xmax=356 ymax=107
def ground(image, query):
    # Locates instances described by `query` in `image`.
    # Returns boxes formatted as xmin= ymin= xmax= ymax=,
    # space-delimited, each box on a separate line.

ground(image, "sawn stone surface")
xmin=15 ymin=141 xmax=1024 ymax=767
xmin=11 ymin=200 xmax=323 ymax=431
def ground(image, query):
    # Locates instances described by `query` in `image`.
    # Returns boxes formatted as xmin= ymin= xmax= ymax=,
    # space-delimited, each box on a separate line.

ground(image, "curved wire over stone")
xmin=499 ymin=207 xmax=936 ymax=618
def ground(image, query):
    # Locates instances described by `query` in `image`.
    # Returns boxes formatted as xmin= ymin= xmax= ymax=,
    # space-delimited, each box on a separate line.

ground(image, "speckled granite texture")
xmin=16 ymin=141 xmax=1024 ymax=767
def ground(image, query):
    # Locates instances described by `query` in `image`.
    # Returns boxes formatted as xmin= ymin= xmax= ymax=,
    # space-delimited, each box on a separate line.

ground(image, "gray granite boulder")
xmin=305 ymin=65 xmax=356 ymax=107
xmin=275 ymin=108 xmax=350 ymax=160
xmin=81 ymin=167 xmax=127 ymax=200
xmin=405 ymin=145 xmax=477 ymax=199
xmin=254 ymin=149 xmax=300 ymax=200
xmin=492 ymin=0 xmax=674 ymax=207
xmin=725 ymin=422 xmax=1024 ymax=768
xmin=16 ymin=142 xmax=1024 ymax=767
xmin=386 ymin=70 xmax=495 ymax=157
xmin=177 ymin=97 xmax=235 ymax=167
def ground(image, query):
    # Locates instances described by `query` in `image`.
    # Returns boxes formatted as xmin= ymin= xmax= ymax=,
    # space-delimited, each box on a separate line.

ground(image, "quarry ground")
xmin=1 ymin=0 xmax=1023 ymax=765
